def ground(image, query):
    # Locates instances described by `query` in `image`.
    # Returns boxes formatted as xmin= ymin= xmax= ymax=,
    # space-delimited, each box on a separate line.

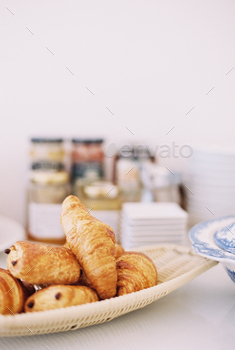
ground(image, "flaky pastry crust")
xmin=114 ymin=243 xmax=125 ymax=259
xmin=6 ymin=241 xmax=81 ymax=285
xmin=25 ymin=285 xmax=99 ymax=312
xmin=0 ymin=268 xmax=33 ymax=315
xmin=116 ymin=252 xmax=158 ymax=296
xmin=60 ymin=195 xmax=117 ymax=299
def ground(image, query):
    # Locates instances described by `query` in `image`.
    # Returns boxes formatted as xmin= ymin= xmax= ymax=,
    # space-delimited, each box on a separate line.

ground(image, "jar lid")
xmin=30 ymin=171 xmax=69 ymax=185
xmin=83 ymin=181 xmax=118 ymax=199
xmin=31 ymin=138 xmax=63 ymax=143
xmin=71 ymin=138 xmax=104 ymax=144
xmin=141 ymin=164 xmax=181 ymax=189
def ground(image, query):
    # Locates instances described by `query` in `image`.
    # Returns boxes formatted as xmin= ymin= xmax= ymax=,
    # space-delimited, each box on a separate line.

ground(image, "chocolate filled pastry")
xmin=6 ymin=241 xmax=81 ymax=285
xmin=0 ymin=268 xmax=33 ymax=315
xmin=60 ymin=195 xmax=117 ymax=299
xmin=116 ymin=252 xmax=158 ymax=296
xmin=25 ymin=285 xmax=99 ymax=312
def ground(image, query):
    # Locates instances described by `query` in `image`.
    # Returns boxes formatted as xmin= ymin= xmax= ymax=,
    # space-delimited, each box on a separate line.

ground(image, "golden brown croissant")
xmin=116 ymin=252 xmax=158 ymax=296
xmin=76 ymin=269 xmax=93 ymax=288
xmin=66 ymin=240 xmax=125 ymax=256
xmin=63 ymin=241 xmax=94 ymax=289
xmin=0 ymin=268 xmax=33 ymax=315
xmin=6 ymin=241 xmax=81 ymax=285
xmin=60 ymin=195 xmax=117 ymax=299
xmin=115 ymin=243 xmax=125 ymax=259
xmin=76 ymin=245 xmax=124 ymax=289
xmin=25 ymin=285 xmax=99 ymax=312
xmin=65 ymin=242 xmax=124 ymax=260
xmin=63 ymin=241 xmax=70 ymax=249
xmin=64 ymin=242 xmax=124 ymax=290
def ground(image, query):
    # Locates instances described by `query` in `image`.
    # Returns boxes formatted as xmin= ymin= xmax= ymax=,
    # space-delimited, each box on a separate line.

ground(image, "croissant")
xmin=25 ymin=285 xmax=99 ymax=312
xmin=116 ymin=252 xmax=158 ymax=296
xmin=0 ymin=268 xmax=33 ymax=315
xmin=64 ymin=242 xmax=123 ymax=257
xmin=60 ymin=195 xmax=117 ymax=299
xmin=75 ymin=243 xmax=125 ymax=290
xmin=65 ymin=242 xmax=124 ymax=290
xmin=115 ymin=243 xmax=125 ymax=259
xmin=6 ymin=241 xmax=81 ymax=285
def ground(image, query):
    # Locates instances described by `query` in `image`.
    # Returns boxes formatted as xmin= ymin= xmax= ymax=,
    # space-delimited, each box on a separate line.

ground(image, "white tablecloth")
xmin=0 ymin=251 xmax=235 ymax=350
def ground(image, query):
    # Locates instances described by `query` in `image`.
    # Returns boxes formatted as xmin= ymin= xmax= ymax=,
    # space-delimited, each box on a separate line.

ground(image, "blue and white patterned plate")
xmin=214 ymin=222 xmax=235 ymax=254
xmin=189 ymin=216 xmax=235 ymax=262
xmin=189 ymin=216 xmax=235 ymax=284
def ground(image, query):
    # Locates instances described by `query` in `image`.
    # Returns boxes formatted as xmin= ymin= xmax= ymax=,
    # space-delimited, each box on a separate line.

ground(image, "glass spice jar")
xmin=27 ymin=171 xmax=71 ymax=244
xmin=140 ymin=164 xmax=182 ymax=206
xmin=115 ymin=145 xmax=153 ymax=202
xmin=30 ymin=138 xmax=65 ymax=172
xmin=71 ymin=139 xmax=105 ymax=183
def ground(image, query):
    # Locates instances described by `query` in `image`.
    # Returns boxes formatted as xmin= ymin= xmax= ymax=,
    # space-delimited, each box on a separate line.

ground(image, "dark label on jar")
xmin=72 ymin=161 xmax=104 ymax=181
xmin=32 ymin=161 xmax=65 ymax=171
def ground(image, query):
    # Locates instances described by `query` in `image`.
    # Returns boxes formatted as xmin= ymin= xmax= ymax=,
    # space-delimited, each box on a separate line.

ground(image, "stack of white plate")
xmin=120 ymin=202 xmax=188 ymax=250
xmin=184 ymin=146 xmax=235 ymax=226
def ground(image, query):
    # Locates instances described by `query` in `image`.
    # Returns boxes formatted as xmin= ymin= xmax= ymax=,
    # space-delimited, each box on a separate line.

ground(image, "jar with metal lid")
xmin=74 ymin=180 xmax=121 ymax=241
xmin=30 ymin=138 xmax=65 ymax=172
xmin=27 ymin=171 xmax=71 ymax=244
xmin=115 ymin=145 xmax=153 ymax=202
xmin=140 ymin=163 xmax=182 ymax=205
xmin=71 ymin=138 xmax=105 ymax=183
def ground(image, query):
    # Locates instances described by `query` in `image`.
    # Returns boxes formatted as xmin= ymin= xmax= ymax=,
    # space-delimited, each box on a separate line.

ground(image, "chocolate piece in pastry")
xmin=25 ymin=285 xmax=99 ymax=312
xmin=60 ymin=195 xmax=117 ymax=299
xmin=116 ymin=252 xmax=157 ymax=296
xmin=6 ymin=241 xmax=81 ymax=285
xmin=0 ymin=268 xmax=33 ymax=315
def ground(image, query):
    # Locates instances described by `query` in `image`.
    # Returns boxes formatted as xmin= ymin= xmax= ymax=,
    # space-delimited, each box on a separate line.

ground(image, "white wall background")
xmin=0 ymin=0 xmax=235 ymax=225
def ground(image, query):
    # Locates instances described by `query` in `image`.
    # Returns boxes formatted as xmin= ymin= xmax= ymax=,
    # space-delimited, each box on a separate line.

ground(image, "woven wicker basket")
xmin=0 ymin=244 xmax=217 ymax=337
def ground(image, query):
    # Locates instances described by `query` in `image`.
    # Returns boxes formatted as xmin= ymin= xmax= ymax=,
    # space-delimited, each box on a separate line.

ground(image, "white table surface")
xmin=0 ymin=251 xmax=235 ymax=350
